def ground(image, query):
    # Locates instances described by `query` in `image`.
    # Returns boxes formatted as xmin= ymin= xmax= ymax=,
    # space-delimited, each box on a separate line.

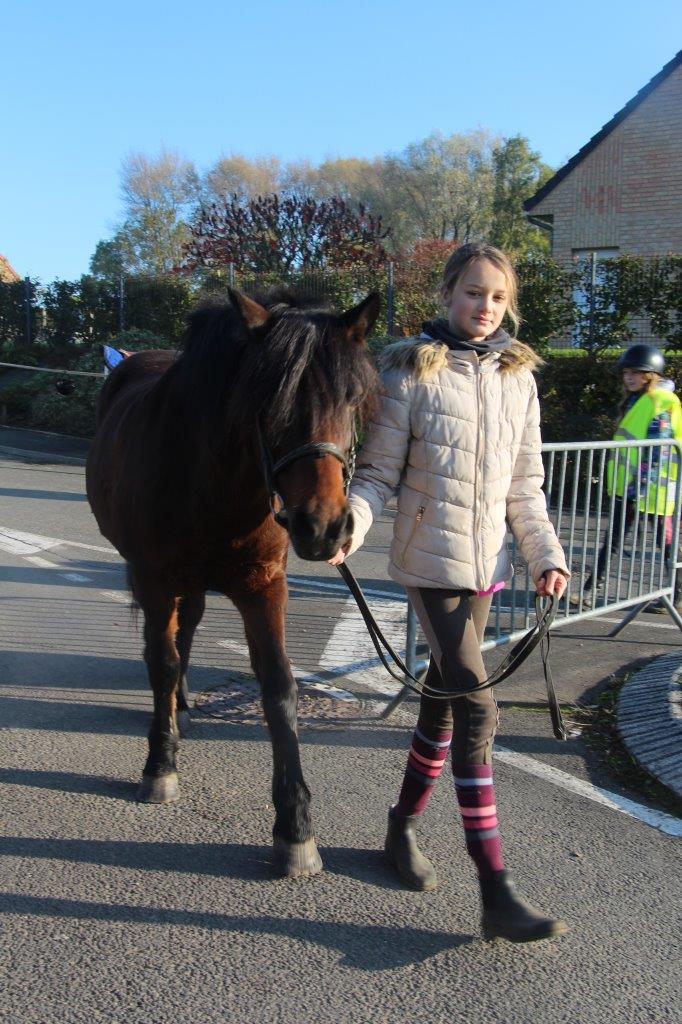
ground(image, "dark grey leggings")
xmin=406 ymin=588 xmax=497 ymax=765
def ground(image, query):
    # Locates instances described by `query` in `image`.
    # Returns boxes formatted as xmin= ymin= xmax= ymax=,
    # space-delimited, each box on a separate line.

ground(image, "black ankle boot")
xmin=480 ymin=871 xmax=568 ymax=942
xmin=384 ymin=806 xmax=437 ymax=891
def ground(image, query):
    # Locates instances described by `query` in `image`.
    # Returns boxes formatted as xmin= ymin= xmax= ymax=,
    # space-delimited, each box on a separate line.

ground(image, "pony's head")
xmin=227 ymin=288 xmax=380 ymax=560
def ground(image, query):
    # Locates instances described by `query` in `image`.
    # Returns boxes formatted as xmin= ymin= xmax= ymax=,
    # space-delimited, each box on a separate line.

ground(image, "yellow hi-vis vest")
xmin=607 ymin=388 xmax=682 ymax=515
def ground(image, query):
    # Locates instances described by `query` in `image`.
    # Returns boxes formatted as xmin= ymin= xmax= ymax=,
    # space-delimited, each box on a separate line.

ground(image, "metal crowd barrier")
xmin=398 ymin=438 xmax=682 ymax=694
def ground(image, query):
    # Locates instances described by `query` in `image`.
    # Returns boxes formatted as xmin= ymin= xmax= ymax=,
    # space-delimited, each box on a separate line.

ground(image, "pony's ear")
xmin=228 ymin=288 xmax=271 ymax=331
xmin=342 ymin=292 xmax=381 ymax=344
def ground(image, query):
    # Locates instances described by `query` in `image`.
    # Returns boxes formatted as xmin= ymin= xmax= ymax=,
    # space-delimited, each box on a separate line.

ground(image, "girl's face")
xmin=623 ymin=369 xmax=650 ymax=392
xmin=444 ymin=259 xmax=509 ymax=341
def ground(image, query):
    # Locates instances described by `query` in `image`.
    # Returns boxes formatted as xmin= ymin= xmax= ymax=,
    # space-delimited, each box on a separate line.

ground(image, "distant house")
xmin=0 ymin=255 xmax=20 ymax=284
xmin=524 ymin=50 xmax=682 ymax=264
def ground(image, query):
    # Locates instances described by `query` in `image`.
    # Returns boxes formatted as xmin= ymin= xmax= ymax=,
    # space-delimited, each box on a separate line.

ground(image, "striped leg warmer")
xmin=453 ymin=764 xmax=505 ymax=879
xmin=394 ymin=724 xmax=453 ymax=817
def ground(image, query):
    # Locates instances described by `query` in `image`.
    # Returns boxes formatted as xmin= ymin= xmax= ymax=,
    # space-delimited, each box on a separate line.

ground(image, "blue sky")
xmin=2 ymin=0 xmax=679 ymax=283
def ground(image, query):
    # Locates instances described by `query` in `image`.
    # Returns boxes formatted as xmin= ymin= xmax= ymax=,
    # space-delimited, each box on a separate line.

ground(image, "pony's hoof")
xmin=136 ymin=773 xmax=179 ymax=804
xmin=177 ymin=710 xmax=192 ymax=737
xmin=272 ymin=837 xmax=323 ymax=879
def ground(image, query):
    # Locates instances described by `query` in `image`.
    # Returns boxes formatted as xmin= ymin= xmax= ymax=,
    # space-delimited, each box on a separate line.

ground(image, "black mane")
xmin=177 ymin=290 xmax=377 ymax=441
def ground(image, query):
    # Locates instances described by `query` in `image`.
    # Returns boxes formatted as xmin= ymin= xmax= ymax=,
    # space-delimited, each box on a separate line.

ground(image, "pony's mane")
xmin=177 ymin=290 xmax=377 ymax=440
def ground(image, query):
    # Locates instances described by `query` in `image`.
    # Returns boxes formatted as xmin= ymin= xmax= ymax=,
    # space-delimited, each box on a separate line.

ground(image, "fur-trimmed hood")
xmin=379 ymin=336 xmax=543 ymax=381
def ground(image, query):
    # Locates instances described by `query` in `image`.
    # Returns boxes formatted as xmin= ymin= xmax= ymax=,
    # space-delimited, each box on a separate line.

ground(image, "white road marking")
xmin=598 ymin=616 xmax=677 ymax=631
xmin=288 ymin=573 xmax=404 ymax=602
xmin=215 ymin=640 xmax=357 ymax=700
xmin=494 ymin=745 xmax=682 ymax=838
xmin=57 ymin=538 xmax=114 ymax=554
xmin=319 ymin=594 xmax=406 ymax=695
xmin=0 ymin=524 xmax=113 ymax=555
xmin=0 ymin=527 xmax=62 ymax=555
xmin=25 ymin=555 xmax=56 ymax=568
xmin=100 ymin=590 xmax=130 ymax=604
xmin=216 ymin=639 xmax=251 ymax=659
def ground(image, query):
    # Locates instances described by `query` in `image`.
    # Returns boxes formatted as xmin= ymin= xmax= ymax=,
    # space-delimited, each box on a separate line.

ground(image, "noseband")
xmin=257 ymin=419 xmax=356 ymax=528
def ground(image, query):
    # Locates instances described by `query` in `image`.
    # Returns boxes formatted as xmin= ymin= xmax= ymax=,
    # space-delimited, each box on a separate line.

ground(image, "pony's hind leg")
xmin=134 ymin=581 xmax=182 ymax=804
xmin=175 ymin=593 xmax=206 ymax=736
xmin=232 ymin=576 xmax=322 ymax=879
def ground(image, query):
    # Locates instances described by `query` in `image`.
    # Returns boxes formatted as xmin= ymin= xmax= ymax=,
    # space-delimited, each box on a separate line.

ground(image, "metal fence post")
xmin=118 ymin=274 xmax=125 ymax=333
xmin=588 ymin=251 xmax=597 ymax=351
xmin=24 ymin=276 xmax=32 ymax=345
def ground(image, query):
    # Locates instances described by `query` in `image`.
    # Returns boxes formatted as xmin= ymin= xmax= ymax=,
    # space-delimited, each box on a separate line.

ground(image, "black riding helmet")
xmin=618 ymin=343 xmax=665 ymax=374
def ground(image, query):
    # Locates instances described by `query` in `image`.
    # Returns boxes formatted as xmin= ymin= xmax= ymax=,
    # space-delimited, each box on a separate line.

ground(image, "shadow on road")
xmin=0 ymin=890 xmax=469 ymax=969
xmin=0 ymin=767 xmax=134 ymax=800
xmin=0 ymin=486 xmax=87 ymax=502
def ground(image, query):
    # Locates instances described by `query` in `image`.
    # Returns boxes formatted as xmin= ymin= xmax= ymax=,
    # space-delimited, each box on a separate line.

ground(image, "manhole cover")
xmin=195 ymin=670 xmax=367 ymax=729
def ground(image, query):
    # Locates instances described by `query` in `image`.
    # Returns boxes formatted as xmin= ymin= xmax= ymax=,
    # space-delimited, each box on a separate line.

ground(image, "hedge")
xmin=4 ymin=340 xmax=681 ymax=444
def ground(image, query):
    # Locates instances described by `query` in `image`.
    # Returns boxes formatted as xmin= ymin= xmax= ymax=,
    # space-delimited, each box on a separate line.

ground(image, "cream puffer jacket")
xmin=348 ymin=337 xmax=569 ymax=590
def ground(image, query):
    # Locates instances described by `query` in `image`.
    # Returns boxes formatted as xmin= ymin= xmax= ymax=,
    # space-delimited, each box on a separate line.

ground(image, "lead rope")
xmin=337 ymin=562 xmax=567 ymax=741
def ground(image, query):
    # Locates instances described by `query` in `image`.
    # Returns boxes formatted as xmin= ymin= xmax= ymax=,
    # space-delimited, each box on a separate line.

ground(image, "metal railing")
xmin=401 ymin=437 xmax=682 ymax=686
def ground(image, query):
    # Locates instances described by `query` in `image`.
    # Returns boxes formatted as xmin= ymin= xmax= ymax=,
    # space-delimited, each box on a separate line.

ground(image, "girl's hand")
xmin=537 ymin=569 xmax=567 ymax=600
xmin=328 ymin=540 xmax=352 ymax=566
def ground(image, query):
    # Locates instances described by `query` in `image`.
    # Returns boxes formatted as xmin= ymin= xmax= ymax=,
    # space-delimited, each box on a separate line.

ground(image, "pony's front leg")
xmin=233 ymin=577 xmax=322 ymax=879
xmin=136 ymin=587 xmax=182 ymax=804
xmin=175 ymin=593 xmax=206 ymax=736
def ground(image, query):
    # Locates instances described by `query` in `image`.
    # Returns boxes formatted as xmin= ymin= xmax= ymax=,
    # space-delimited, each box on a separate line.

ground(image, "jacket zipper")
xmin=401 ymin=504 xmax=425 ymax=566
xmin=473 ymin=364 xmax=485 ymax=589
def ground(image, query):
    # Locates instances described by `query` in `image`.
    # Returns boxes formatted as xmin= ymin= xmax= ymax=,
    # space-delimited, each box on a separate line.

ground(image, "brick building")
xmin=0 ymin=255 xmax=20 ymax=284
xmin=524 ymin=50 xmax=682 ymax=263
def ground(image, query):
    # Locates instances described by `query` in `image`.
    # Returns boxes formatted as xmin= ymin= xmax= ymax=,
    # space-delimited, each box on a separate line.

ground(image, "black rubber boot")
xmin=480 ymin=871 xmax=568 ymax=943
xmin=384 ymin=806 xmax=437 ymax=891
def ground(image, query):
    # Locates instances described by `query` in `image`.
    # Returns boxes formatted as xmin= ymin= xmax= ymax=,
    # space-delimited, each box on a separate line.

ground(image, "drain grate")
xmin=195 ymin=670 xmax=367 ymax=729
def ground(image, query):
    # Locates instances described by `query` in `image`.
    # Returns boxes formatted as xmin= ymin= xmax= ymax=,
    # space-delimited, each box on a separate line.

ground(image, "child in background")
xmin=581 ymin=344 xmax=682 ymax=608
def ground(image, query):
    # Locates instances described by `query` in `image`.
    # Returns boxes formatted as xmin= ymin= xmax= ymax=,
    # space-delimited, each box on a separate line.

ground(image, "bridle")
xmin=256 ymin=417 xmax=357 ymax=528
xmin=255 ymin=413 xmax=566 ymax=741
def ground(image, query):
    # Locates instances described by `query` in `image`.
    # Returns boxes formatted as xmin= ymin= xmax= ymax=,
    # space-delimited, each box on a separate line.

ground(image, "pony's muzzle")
xmin=288 ymin=505 xmax=354 ymax=561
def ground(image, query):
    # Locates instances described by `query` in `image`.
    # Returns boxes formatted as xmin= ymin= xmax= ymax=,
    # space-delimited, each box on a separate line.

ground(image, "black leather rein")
xmin=337 ymin=562 xmax=567 ymax=741
xmin=255 ymin=417 xmax=567 ymax=741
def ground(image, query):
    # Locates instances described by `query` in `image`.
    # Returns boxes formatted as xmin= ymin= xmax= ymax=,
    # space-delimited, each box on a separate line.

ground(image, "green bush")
xmin=537 ymin=350 xmax=682 ymax=442
xmin=0 ymin=329 xmax=173 ymax=437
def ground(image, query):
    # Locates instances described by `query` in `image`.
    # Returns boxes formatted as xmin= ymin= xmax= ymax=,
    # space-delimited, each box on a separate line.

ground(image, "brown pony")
xmin=86 ymin=289 xmax=380 ymax=877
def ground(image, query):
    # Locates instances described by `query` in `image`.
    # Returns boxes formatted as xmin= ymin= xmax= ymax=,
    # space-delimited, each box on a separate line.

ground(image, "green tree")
xmin=203 ymin=154 xmax=282 ymax=204
xmin=0 ymin=278 xmax=39 ymax=349
xmin=42 ymin=280 xmax=83 ymax=346
xmin=515 ymin=254 xmax=575 ymax=352
xmin=89 ymin=233 xmax=133 ymax=280
xmin=490 ymin=136 xmax=552 ymax=256
xmin=380 ymin=131 xmax=497 ymax=248
xmin=92 ymin=149 xmax=200 ymax=277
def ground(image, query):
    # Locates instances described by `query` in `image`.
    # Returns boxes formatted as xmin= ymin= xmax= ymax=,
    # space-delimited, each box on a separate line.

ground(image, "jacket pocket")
xmin=398 ymin=503 xmax=426 ymax=568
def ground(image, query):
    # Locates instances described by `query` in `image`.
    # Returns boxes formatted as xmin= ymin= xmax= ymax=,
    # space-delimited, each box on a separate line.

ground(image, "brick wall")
xmin=531 ymin=63 xmax=682 ymax=263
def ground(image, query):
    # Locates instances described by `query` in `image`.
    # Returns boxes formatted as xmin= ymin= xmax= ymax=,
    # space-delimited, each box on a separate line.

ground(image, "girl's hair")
xmin=617 ymin=370 xmax=661 ymax=418
xmin=440 ymin=242 xmax=521 ymax=336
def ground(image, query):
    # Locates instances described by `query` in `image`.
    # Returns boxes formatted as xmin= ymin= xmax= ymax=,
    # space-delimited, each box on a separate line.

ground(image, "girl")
xmin=581 ymin=343 xmax=682 ymax=607
xmin=329 ymin=242 xmax=569 ymax=943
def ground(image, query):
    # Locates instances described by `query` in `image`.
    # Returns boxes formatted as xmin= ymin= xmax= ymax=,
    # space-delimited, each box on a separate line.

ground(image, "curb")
xmin=617 ymin=651 xmax=682 ymax=799
xmin=0 ymin=444 xmax=86 ymax=467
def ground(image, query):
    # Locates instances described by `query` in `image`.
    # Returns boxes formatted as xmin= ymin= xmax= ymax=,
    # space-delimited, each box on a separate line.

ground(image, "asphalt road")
xmin=0 ymin=451 xmax=681 ymax=1024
